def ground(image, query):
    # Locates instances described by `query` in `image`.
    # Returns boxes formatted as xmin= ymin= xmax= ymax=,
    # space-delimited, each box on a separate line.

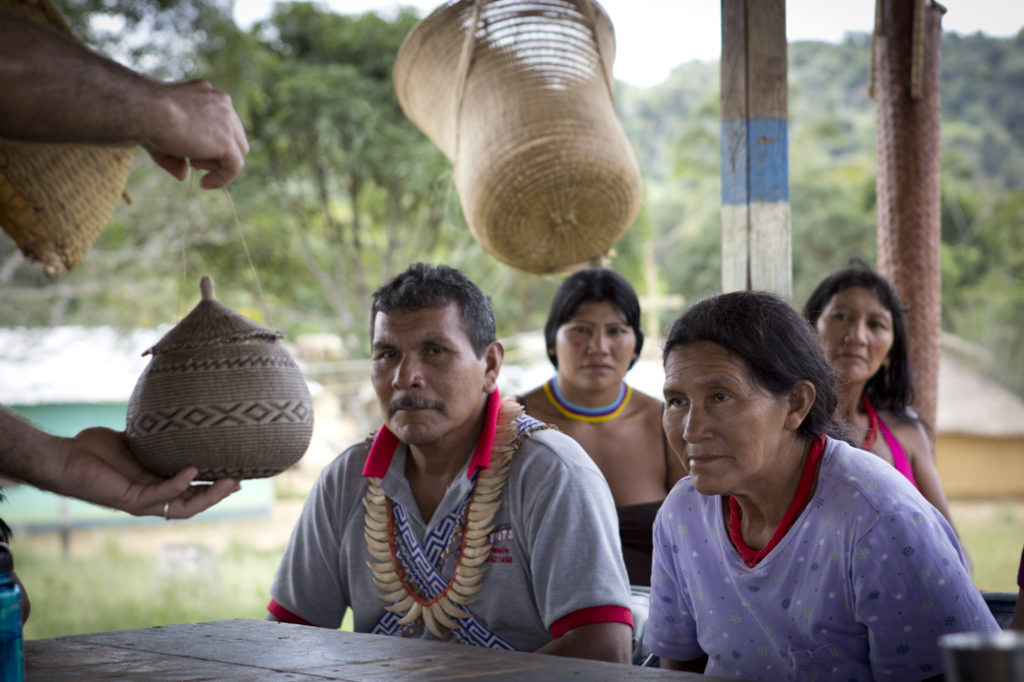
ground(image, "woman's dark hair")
xmin=544 ymin=268 xmax=644 ymax=369
xmin=802 ymin=258 xmax=915 ymax=417
xmin=663 ymin=290 xmax=843 ymax=441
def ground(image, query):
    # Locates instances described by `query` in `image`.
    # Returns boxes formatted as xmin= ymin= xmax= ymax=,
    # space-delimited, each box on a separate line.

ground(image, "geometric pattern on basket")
xmin=147 ymin=355 xmax=298 ymax=375
xmin=197 ymin=466 xmax=296 ymax=479
xmin=129 ymin=400 xmax=312 ymax=435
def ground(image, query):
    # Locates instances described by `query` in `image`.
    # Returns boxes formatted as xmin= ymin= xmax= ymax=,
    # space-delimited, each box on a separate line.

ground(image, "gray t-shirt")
xmin=270 ymin=423 xmax=632 ymax=652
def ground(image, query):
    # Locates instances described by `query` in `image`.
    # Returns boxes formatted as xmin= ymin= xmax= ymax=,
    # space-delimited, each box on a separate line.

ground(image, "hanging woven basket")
xmin=0 ymin=0 xmax=135 ymax=277
xmin=125 ymin=276 xmax=314 ymax=480
xmin=394 ymin=0 xmax=642 ymax=274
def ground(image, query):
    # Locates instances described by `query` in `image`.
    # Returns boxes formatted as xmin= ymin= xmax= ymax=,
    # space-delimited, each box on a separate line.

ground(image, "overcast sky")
xmin=234 ymin=1 xmax=1024 ymax=87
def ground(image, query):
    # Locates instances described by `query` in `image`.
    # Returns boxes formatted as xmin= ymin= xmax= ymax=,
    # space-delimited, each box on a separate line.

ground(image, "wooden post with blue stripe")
xmin=720 ymin=0 xmax=791 ymax=297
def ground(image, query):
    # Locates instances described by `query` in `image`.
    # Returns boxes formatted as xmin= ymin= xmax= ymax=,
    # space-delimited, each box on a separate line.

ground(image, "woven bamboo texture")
xmin=872 ymin=0 xmax=944 ymax=432
xmin=394 ymin=0 xmax=642 ymax=274
xmin=126 ymin=277 xmax=313 ymax=480
xmin=0 ymin=0 xmax=135 ymax=277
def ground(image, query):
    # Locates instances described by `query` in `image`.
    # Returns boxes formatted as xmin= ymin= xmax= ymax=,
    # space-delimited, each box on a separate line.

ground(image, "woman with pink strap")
xmin=804 ymin=259 xmax=962 ymax=542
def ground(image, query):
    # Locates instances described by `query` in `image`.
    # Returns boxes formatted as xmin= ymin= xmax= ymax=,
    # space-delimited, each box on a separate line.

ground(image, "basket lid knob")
xmin=143 ymin=275 xmax=283 ymax=356
xmin=199 ymin=275 xmax=215 ymax=301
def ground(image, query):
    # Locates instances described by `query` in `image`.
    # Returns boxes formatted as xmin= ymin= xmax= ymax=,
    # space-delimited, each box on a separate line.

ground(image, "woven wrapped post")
xmin=0 ymin=0 xmax=135 ymax=277
xmin=394 ymin=0 xmax=642 ymax=274
xmin=872 ymin=0 xmax=944 ymax=433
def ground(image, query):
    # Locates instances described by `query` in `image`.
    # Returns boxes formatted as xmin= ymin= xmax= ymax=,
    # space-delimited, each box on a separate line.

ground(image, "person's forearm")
xmin=0 ymin=408 xmax=68 ymax=492
xmin=534 ymin=622 xmax=631 ymax=663
xmin=1012 ymin=591 xmax=1024 ymax=631
xmin=660 ymin=653 xmax=708 ymax=672
xmin=0 ymin=11 xmax=160 ymax=146
xmin=1 ymin=10 xmax=247 ymax=188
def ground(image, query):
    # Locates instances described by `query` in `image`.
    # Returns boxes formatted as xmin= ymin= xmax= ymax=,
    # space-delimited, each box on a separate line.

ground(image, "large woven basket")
xmin=0 ymin=0 xmax=135 ymax=277
xmin=394 ymin=0 xmax=642 ymax=274
xmin=125 ymin=277 xmax=314 ymax=480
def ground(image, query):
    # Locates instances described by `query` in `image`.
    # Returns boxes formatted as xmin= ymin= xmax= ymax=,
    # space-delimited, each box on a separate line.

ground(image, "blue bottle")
xmin=0 ymin=542 xmax=23 ymax=682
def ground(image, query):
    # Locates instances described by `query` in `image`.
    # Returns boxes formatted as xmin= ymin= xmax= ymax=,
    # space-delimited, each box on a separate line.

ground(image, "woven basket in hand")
xmin=0 ymin=0 xmax=135 ymax=277
xmin=394 ymin=0 xmax=642 ymax=274
xmin=126 ymin=277 xmax=314 ymax=480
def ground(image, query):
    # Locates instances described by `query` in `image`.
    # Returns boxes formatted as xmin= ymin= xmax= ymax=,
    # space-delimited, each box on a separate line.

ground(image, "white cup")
xmin=939 ymin=630 xmax=1024 ymax=682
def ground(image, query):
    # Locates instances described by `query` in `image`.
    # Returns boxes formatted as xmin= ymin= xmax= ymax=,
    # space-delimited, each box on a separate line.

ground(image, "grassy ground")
xmin=948 ymin=499 xmax=1024 ymax=593
xmin=13 ymin=498 xmax=1023 ymax=640
xmin=16 ymin=499 xmax=303 ymax=641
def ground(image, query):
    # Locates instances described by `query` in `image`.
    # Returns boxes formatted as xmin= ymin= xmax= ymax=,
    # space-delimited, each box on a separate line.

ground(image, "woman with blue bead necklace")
xmin=518 ymin=268 xmax=687 ymax=586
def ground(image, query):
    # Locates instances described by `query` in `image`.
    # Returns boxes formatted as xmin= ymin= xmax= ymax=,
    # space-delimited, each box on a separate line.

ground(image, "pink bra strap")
xmin=867 ymin=399 xmax=917 ymax=487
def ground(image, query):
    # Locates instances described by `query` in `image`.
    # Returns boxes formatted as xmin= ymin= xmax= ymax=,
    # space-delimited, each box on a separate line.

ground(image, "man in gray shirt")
xmin=268 ymin=263 xmax=633 ymax=662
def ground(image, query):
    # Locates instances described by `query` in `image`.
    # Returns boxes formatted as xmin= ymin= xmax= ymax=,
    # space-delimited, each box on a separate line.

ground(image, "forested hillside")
xmin=0 ymin=2 xmax=1020 ymax=394
xmin=616 ymin=28 xmax=1024 ymax=394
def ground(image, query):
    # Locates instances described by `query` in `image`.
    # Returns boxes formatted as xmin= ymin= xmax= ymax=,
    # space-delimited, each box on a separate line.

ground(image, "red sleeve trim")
xmin=267 ymin=598 xmax=315 ymax=626
xmin=550 ymin=605 xmax=634 ymax=638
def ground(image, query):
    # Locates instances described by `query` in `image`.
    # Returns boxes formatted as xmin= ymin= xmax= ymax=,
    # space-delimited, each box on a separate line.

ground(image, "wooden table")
xmin=25 ymin=618 xmax=732 ymax=680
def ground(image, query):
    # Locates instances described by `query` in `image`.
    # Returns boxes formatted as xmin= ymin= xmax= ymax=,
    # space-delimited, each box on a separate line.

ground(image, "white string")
xmin=222 ymin=186 xmax=273 ymax=328
xmin=176 ymin=164 xmax=273 ymax=328
xmin=177 ymin=167 xmax=196 ymax=319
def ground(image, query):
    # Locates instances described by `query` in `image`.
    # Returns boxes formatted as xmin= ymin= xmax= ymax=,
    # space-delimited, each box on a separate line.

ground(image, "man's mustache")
xmin=388 ymin=396 xmax=445 ymax=416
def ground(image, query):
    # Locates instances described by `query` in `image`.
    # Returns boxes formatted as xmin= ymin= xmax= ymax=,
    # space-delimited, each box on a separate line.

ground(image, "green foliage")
xmin=197 ymin=3 xmax=564 ymax=343
xmin=616 ymin=30 xmax=1024 ymax=395
xmin=942 ymin=31 xmax=1024 ymax=158
xmin=59 ymin=0 xmax=238 ymax=79
xmin=0 ymin=7 xmax=1019 ymax=391
xmin=940 ymin=189 xmax=1024 ymax=392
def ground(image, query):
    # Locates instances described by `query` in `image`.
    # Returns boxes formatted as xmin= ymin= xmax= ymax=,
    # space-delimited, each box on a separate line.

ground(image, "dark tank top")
xmin=617 ymin=501 xmax=662 ymax=586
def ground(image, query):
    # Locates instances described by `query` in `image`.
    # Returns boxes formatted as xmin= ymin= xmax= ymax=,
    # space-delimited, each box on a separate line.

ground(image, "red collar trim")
xmin=860 ymin=394 xmax=880 ymax=449
xmin=362 ymin=389 xmax=503 ymax=480
xmin=728 ymin=434 xmax=826 ymax=568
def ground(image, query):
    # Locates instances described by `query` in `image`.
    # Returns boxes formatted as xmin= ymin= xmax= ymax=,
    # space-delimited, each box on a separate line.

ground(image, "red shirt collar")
xmin=362 ymin=389 xmax=503 ymax=480
xmin=728 ymin=434 xmax=827 ymax=568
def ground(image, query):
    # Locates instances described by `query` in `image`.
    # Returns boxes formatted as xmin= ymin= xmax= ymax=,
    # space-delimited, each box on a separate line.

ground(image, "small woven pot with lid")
xmin=126 ymin=276 xmax=313 ymax=480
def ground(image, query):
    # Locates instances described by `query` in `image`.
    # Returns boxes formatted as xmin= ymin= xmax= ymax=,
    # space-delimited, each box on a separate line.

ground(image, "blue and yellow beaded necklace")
xmin=543 ymin=377 xmax=631 ymax=423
